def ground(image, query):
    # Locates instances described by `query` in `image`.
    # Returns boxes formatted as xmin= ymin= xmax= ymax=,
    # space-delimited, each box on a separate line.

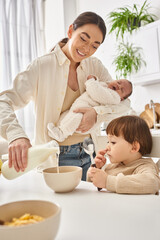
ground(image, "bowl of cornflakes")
xmin=43 ymin=166 xmax=82 ymax=193
xmin=0 ymin=200 xmax=61 ymax=240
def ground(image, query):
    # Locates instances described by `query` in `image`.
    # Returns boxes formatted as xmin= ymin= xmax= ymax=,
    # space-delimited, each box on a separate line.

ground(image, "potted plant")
xmin=108 ymin=0 xmax=157 ymax=39
xmin=113 ymin=41 xmax=146 ymax=79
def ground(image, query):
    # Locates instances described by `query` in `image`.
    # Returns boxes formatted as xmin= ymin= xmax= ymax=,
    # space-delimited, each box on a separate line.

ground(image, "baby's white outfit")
xmin=48 ymin=78 xmax=121 ymax=142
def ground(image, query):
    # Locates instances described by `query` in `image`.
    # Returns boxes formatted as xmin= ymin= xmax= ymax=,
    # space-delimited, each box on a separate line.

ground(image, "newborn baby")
xmin=48 ymin=76 xmax=132 ymax=142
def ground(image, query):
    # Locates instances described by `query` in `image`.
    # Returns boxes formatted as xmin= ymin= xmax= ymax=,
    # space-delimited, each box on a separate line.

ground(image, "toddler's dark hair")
xmin=106 ymin=115 xmax=152 ymax=155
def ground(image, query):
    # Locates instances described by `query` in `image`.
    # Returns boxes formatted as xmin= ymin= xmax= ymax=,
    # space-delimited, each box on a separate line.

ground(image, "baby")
xmin=87 ymin=115 xmax=160 ymax=195
xmin=48 ymin=76 xmax=132 ymax=142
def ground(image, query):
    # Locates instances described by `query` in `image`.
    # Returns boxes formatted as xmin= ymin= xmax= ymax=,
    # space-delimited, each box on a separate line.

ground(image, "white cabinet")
xmin=130 ymin=19 xmax=160 ymax=86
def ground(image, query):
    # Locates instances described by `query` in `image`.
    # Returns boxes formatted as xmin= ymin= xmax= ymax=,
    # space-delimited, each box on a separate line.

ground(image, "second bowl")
xmin=43 ymin=166 xmax=82 ymax=193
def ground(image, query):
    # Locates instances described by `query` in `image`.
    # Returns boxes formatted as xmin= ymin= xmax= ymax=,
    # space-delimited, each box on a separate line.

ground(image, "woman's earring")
xmin=68 ymin=31 xmax=72 ymax=38
xmin=68 ymin=25 xmax=73 ymax=38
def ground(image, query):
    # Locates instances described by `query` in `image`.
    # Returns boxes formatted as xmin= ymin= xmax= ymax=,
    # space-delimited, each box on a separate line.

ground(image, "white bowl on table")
xmin=0 ymin=200 xmax=61 ymax=240
xmin=43 ymin=166 xmax=82 ymax=193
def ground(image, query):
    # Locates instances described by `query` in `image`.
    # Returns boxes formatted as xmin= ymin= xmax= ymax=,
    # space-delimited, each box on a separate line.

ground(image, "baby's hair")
xmin=123 ymin=80 xmax=133 ymax=99
xmin=106 ymin=115 xmax=152 ymax=155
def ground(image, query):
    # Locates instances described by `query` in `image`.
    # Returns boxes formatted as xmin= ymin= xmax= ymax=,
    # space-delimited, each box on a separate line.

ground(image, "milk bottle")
xmin=1 ymin=141 xmax=59 ymax=180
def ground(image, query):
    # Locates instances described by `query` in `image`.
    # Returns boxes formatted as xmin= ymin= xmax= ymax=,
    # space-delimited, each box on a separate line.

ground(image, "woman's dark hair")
xmin=106 ymin=115 xmax=152 ymax=155
xmin=72 ymin=11 xmax=106 ymax=43
xmin=51 ymin=11 xmax=106 ymax=51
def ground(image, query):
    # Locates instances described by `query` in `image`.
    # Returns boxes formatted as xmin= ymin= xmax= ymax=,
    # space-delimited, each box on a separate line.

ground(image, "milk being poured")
xmin=56 ymin=153 xmax=60 ymax=173
xmin=37 ymin=141 xmax=60 ymax=173
xmin=1 ymin=141 xmax=60 ymax=180
xmin=47 ymin=140 xmax=60 ymax=173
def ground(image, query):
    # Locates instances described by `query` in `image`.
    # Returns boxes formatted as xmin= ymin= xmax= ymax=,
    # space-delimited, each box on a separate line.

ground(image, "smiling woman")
xmin=63 ymin=23 xmax=103 ymax=63
xmin=0 ymin=11 xmax=131 ymax=181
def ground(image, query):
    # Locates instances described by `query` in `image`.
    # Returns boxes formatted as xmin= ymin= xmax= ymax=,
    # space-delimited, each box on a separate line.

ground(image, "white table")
xmin=0 ymin=170 xmax=160 ymax=240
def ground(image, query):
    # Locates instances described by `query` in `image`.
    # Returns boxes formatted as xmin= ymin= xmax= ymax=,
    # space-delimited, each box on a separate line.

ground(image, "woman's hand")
xmin=8 ymin=138 xmax=32 ymax=172
xmin=74 ymin=107 xmax=97 ymax=133
xmin=88 ymin=167 xmax=107 ymax=189
xmin=95 ymin=149 xmax=107 ymax=169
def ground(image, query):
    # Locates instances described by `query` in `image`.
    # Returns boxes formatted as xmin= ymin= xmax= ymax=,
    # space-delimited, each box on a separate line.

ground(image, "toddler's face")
xmin=108 ymin=79 xmax=131 ymax=100
xmin=105 ymin=134 xmax=133 ymax=164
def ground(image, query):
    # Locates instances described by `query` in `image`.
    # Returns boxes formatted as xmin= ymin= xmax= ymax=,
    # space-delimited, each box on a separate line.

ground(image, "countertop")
xmin=0 ymin=170 xmax=160 ymax=240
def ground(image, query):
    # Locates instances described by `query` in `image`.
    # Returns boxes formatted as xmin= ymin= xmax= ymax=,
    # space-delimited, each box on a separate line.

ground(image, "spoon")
xmin=82 ymin=137 xmax=95 ymax=164
xmin=83 ymin=137 xmax=102 ymax=191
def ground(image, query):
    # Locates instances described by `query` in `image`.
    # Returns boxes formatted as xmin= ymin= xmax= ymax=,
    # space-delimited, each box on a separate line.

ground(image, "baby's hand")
xmin=87 ymin=75 xmax=97 ymax=80
xmin=94 ymin=149 xmax=107 ymax=169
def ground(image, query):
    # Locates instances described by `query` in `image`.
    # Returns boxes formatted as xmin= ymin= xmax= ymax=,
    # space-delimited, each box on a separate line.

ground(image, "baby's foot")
xmin=47 ymin=123 xmax=55 ymax=132
xmin=47 ymin=123 xmax=65 ymax=142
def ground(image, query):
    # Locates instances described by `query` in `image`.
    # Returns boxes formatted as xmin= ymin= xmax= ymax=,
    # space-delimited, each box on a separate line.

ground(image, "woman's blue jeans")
xmin=59 ymin=143 xmax=92 ymax=181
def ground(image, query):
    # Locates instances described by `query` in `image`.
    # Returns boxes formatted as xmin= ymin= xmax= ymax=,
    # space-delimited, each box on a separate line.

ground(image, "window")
xmin=0 ymin=0 xmax=45 ymax=140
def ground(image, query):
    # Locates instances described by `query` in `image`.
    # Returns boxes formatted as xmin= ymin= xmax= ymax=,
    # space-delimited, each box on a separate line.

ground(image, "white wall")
xmin=44 ymin=0 xmax=77 ymax=51
xmin=63 ymin=0 xmax=77 ymax=35
xmin=44 ymin=0 xmax=65 ymax=51
xmin=76 ymin=0 xmax=160 ymax=114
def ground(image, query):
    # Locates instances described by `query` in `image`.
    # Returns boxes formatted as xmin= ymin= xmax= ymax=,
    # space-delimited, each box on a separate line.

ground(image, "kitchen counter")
xmin=0 ymin=170 xmax=160 ymax=240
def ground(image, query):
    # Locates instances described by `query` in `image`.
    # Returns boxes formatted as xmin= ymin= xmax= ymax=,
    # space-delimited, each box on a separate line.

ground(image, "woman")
xmin=0 ymin=12 xmax=130 ymax=180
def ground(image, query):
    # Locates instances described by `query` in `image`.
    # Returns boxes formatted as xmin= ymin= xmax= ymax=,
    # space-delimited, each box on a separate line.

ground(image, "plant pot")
xmin=127 ymin=17 xmax=141 ymax=31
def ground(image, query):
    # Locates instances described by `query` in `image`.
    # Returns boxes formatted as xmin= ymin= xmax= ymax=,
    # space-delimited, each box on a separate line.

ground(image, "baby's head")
xmin=106 ymin=115 xmax=152 ymax=156
xmin=108 ymin=79 xmax=132 ymax=100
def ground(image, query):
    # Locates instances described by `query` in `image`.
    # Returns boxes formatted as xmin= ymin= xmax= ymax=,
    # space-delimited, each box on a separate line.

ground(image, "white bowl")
xmin=0 ymin=200 xmax=61 ymax=240
xmin=43 ymin=166 xmax=82 ymax=193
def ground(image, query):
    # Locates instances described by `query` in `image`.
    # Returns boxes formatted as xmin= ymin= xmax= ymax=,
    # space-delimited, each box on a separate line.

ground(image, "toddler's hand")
xmin=88 ymin=167 xmax=107 ymax=189
xmin=94 ymin=149 xmax=107 ymax=168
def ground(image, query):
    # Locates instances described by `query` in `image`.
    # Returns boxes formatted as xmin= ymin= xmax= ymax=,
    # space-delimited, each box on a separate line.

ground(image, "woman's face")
xmin=65 ymin=24 xmax=103 ymax=63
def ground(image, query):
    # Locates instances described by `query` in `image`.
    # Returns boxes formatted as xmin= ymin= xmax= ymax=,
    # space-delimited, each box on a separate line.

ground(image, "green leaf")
xmin=112 ymin=41 xmax=146 ymax=78
xmin=107 ymin=0 xmax=157 ymax=39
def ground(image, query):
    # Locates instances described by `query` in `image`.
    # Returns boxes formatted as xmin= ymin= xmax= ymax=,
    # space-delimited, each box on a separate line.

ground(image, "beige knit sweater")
xmin=88 ymin=158 xmax=160 ymax=194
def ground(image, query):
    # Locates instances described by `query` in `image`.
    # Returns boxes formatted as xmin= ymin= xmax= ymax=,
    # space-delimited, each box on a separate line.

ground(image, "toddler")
xmin=48 ymin=76 xmax=132 ymax=142
xmin=87 ymin=115 xmax=160 ymax=195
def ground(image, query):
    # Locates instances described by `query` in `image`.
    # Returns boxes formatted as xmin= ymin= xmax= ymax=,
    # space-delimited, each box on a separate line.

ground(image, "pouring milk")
xmin=1 ymin=140 xmax=60 ymax=180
